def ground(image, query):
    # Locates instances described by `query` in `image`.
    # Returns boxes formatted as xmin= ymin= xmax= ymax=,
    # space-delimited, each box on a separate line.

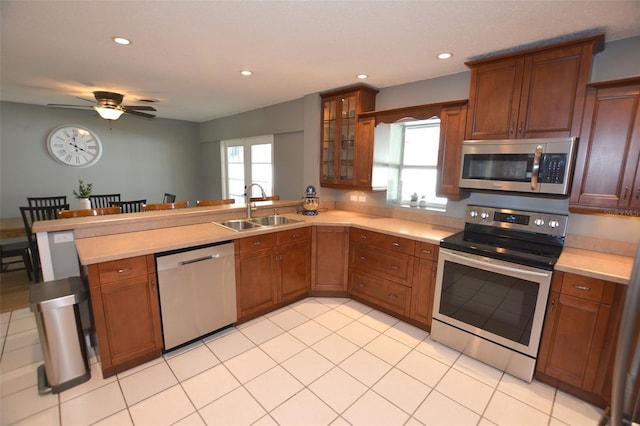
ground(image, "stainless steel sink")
xmin=249 ymin=215 xmax=304 ymax=226
xmin=215 ymin=219 xmax=264 ymax=232
xmin=214 ymin=215 xmax=304 ymax=232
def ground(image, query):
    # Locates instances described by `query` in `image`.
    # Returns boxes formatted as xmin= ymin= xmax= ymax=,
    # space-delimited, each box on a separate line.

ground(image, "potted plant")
xmin=73 ymin=179 xmax=93 ymax=209
xmin=410 ymin=192 xmax=418 ymax=207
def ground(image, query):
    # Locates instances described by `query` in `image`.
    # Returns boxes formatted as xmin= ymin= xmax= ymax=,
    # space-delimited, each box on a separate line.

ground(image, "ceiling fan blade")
xmin=123 ymin=105 xmax=157 ymax=111
xmin=47 ymin=103 xmax=94 ymax=109
xmin=123 ymin=108 xmax=156 ymax=119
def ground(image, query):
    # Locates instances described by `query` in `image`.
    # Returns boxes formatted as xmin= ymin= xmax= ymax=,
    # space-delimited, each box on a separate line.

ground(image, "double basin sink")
xmin=214 ymin=215 xmax=304 ymax=232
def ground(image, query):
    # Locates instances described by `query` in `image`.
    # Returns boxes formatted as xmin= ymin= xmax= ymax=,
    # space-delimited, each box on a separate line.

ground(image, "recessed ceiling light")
xmin=437 ymin=52 xmax=452 ymax=60
xmin=240 ymin=70 xmax=253 ymax=76
xmin=356 ymin=74 xmax=368 ymax=79
xmin=113 ymin=37 xmax=131 ymax=46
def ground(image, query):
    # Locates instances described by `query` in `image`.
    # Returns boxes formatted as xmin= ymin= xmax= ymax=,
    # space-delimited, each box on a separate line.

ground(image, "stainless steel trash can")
xmin=30 ymin=276 xmax=91 ymax=393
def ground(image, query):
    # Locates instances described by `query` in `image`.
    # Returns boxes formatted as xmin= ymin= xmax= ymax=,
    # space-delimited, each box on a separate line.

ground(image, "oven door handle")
xmin=531 ymin=145 xmax=543 ymax=191
xmin=443 ymin=250 xmax=551 ymax=279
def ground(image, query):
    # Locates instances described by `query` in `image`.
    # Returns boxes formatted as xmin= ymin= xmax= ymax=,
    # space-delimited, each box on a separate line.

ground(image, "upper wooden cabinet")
xmin=570 ymin=77 xmax=640 ymax=214
xmin=320 ymin=85 xmax=379 ymax=190
xmin=465 ymin=34 xmax=604 ymax=140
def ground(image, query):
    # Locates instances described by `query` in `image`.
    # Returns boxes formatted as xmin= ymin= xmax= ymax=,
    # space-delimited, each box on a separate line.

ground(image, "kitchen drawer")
xmin=561 ymin=273 xmax=609 ymax=304
xmin=349 ymin=270 xmax=410 ymax=316
xmin=415 ymin=242 xmax=438 ymax=261
xmin=349 ymin=228 xmax=415 ymax=255
xmin=350 ymin=244 xmax=414 ymax=285
xmin=236 ymin=233 xmax=275 ymax=254
xmin=97 ymin=255 xmax=148 ymax=284
xmin=277 ymin=226 xmax=311 ymax=245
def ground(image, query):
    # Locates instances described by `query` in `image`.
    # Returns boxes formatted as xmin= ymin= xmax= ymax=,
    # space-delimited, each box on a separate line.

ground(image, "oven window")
xmin=439 ymin=261 xmax=539 ymax=345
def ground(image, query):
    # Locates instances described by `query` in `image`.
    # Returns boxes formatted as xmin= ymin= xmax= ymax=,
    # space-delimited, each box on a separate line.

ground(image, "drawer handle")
xmin=387 ymin=293 xmax=397 ymax=300
xmin=291 ymin=234 xmax=299 ymax=238
xmin=360 ymin=235 xmax=367 ymax=239
xmin=117 ymin=267 xmax=132 ymax=273
xmin=360 ymin=256 xmax=366 ymax=261
xmin=358 ymin=283 xmax=365 ymax=288
xmin=422 ymin=249 xmax=432 ymax=254
xmin=392 ymin=242 xmax=400 ymax=247
xmin=573 ymin=285 xmax=591 ymax=292
xmin=253 ymin=241 xmax=262 ymax=246
xmin=390 ymin=265 xmax=400 ymax=270
xmin=623 ymin=186 xmax=629 ymax=200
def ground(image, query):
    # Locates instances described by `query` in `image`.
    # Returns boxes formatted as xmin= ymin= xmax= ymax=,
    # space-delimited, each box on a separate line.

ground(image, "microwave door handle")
xmin=531 ymin=145 xmax=543 ymax=190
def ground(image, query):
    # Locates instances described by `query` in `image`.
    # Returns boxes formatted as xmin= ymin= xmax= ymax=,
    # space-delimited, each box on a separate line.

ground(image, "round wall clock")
xmin=47 ymin=124 xmax=103 ymax=168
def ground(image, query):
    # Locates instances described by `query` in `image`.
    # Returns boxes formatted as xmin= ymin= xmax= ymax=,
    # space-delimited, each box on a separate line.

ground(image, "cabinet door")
xmin=99 ymin=273 xmax=162 ymax=369
xmin=436 ymin=103 xmax=469 ymax=200
xmin=312 ymin=226 xmax=349 ymax=293
xmin=410 ymin=258 xmax=436 ymax=327
xmin=235 ymin=248 xmax=277 ymax=319
xmin=353 ymin=117 xmax=375 ymax=188
xmin=570 ymin=81 xmax=640 ymax=213
xmin=466 ymin=57 xmax=524 ymax=140
xmin=278 ymin=239 xmax=310 ymax=303
xmin=518 ymin=44 xmax=591 ymax=138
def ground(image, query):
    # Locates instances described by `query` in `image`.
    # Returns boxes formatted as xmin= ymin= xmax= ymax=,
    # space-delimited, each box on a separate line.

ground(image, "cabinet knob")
xmin=636 ymin=187 xmax=639 ymax=200
xmin=117 ymin=267 xmax=132 ymax=273
xmin=253 ymin=241 xmax=262 ymax=246
xmin=360 ymin=256 xmax=366 ymax=261
xmin=510 ymin=122 xmax=515 ymax=134
xmin=390 ymin=265 xmax=400 ymax=270
xmin=518 ymin=121 xmax=523 ymax=134
xmin=623 ymin=186 xmax=630 ymax=200
xmin=392 ymin=242 xmax=400 ymax=247
xmin=358 ymin=283 xmax=365 ymax=288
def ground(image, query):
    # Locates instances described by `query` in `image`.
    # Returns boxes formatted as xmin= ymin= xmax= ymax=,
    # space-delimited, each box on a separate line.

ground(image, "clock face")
xmin=47 ymin=125 xmax=103 ymax=168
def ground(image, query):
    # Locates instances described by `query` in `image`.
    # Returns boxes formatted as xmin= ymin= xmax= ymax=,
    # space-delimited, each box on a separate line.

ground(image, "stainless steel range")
xmin=431 ymin=205 xmax=568 ymax=382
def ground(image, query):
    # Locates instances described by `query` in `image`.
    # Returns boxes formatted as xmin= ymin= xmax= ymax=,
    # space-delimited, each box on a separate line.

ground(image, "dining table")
xmin=0 ymin=217 xmax=26 ymax=239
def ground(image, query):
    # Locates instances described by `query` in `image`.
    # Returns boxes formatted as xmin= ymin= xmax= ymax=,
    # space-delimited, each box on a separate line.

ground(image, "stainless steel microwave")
xmin=459 ymin=137 xmax=578 ymax=195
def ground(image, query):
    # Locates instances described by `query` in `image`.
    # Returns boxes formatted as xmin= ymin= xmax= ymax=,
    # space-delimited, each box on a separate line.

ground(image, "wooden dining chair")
xmin=58 ymin=207 xmax=122 ymax=218
xmin=27 ymin=196 xmax=68 ymax=207
xmin=249 ymin=195 xmax=280 ymax=202
xmin=142 ymin=201 xmax=189 ymax=211
xmin=196 ymin=199 xmax=236 ymax=207
xmin=163 ymin=193 xmax=176 ymax=203
xmin=110 ymin=200 xmax=146 ymax=213
xmin=89 ymin=194 xmax=121 ymax=208
xmin=19 ymin=204 xmax=69 ymax=282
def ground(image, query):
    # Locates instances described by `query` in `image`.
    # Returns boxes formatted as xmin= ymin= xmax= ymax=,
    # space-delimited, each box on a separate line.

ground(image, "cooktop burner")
xmin=440 ymin=205 xmax=568 ymax=270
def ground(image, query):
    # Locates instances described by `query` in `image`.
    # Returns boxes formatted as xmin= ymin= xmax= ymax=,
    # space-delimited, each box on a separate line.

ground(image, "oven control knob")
xmin=469 ymin=210 xmax=478 ymax=218
xmin=534 ymin=218 xmax=545 ymax=226
xmin=548 ymin=219 xmax=560 ymax=228
xmin=480 ymin=211 xmax=490 ymax=220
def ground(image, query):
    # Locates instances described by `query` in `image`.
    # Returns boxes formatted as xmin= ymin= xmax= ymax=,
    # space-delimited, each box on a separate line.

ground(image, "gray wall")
xmin=0 ymin=102 xmax=200 ymax=216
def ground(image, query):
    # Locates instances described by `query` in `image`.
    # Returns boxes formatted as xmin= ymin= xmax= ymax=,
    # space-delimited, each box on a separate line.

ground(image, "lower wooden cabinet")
xmin=311 ymin=226 xmax=349 ymax=295
xmin=235 ymin=228 xmax=310 ymax=321
xmin=87 ymin=255 xmax=163 ymax=378
xmin=409 ymin=242 xmax=438 ymax=328
xmin=536 ymin=271 xmax=625 ymax=406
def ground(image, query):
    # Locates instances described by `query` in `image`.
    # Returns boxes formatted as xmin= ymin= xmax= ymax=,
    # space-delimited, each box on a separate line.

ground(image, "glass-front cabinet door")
xmin=320 ymin=85 xmax=377 ymax=189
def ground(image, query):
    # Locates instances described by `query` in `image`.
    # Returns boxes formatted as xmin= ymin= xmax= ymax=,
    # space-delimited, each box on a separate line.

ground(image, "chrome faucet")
xmin=244 ymin=183 xmax=266 ymax=219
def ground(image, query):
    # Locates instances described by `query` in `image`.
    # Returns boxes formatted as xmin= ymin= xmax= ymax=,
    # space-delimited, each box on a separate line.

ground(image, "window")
xmin=386 ymin=118 xmax=447 ymax=209
xmin=221 ymin=135 xmax=273 ymax=202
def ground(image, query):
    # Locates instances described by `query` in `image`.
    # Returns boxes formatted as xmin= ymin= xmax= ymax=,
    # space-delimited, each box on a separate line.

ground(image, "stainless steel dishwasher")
xmin=156 ymin=241 xmax=237 ymax=351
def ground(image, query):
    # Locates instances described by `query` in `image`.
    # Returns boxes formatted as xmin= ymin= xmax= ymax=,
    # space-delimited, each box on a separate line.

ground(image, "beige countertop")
xmin=66 ymin=208 xmax=634 ymax=284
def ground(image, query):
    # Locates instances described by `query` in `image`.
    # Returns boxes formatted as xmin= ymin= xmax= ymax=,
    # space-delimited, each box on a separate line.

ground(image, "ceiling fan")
xmin=48 ymin=91 xmax=157 ymax=120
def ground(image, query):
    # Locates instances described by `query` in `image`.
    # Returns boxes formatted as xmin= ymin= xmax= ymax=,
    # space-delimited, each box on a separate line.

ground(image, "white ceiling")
xmin=1 ymin=1 xmax=639 ymax=123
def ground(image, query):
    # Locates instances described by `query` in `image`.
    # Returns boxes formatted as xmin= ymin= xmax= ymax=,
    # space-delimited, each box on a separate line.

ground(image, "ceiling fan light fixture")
xmin=94 ymin=106 xmax=125 ymax=120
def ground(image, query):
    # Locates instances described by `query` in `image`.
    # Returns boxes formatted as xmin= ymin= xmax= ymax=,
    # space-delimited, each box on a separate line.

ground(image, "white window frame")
xmin=221 ymin=135 xmax=274 ymax=202
xmin=387 ymin=118 xmax=447 ymax=210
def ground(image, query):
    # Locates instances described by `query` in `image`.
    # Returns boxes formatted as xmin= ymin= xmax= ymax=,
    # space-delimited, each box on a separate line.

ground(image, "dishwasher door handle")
xmin=178 ymin=253 xmax=220 ymax=266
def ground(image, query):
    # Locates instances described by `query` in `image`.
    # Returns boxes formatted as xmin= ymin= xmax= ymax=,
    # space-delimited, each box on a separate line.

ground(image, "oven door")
xmin=433 ymin=247 xmax=553 ymax=358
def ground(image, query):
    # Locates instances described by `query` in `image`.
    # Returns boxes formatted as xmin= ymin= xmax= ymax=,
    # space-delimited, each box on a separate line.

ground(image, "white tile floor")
xmin=1 ymin=297 xmax=605 ymax=425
